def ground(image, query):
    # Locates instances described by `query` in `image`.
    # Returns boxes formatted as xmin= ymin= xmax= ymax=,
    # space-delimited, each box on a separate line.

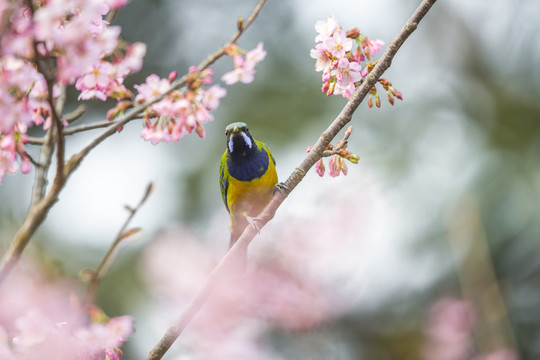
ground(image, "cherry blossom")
xmin=324 ymin=30 xmax=352 ymax=59
xmin=314 ymin=15 xmax=338 ymax=42
xmin=0 ymin=149 xmax=18 ymax=183
xmin=32 ymin=0 xmax=122 ymax=84
xmin=221 ymin=42 xmax=266 ymax=85
xmin=75 ymin=42 xmax=146 ymax=101
xmin=245 ymin=42 xmax=267 ymax=67
xmin=106 ymin=0 xmax=131 ymax=10
xmin=311 ymin=16 xmax=396 ymax=102
xmin=134 ymin=70 xmax=226 ymax=144
xmin=222 ymin=64 xmax=255 ymax=85
xmin=310 ymin=43 xmax=332 ymax=73
xmin=306 ymin=130 xmax=358 ymax=178
xmin=362 ymin=37 xmax=385 ymax=59
xmin=328 ymin=154 xmax=348 ymax=177
xmin=315 ymin=158 xmax=325 ymax=177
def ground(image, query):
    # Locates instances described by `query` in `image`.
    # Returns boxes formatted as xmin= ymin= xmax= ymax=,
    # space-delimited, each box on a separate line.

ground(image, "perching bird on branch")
xmin=219 ymin=122 xmax=278 ymax=252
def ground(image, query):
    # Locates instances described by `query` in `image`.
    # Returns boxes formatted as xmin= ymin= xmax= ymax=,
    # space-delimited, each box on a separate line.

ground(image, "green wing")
xmin=219 ymin=151 xmax=230 ymax=212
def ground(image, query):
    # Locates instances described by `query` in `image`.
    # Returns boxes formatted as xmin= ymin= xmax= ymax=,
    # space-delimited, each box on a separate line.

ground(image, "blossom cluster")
xmin=0 ymin=57 xmax=46 ymax=182
xmin=307 ymin=126 xmax=359 ymax=177
xmin=0 ymin=0 xmax=143 ymax=182
xmin=75 ymin=42 xmax=147 ymax=101
xmin=0 ymin=261 xmax=134 ymax=360
xmin=129 ymin=68 xmax=227 ymax=144
xmin=221 ymin=42 xmax=266 ymax=85
xmin=310 ymin=15 xmax=402 ymax=105
xmin=107 ymin=42 xmax=266 ymax=144
xmin=0 ymin=0 xmax=269 ymax=181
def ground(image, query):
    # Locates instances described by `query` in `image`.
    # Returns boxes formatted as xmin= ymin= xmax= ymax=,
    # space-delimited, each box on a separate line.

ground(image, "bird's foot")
xmin=274 ymin=182 xmax=290 ymax=194
xmin=246 ymin=215 xmax=262 ymax=235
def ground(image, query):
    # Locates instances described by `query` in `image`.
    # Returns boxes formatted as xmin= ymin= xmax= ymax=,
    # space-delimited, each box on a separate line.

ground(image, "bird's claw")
xmin=246 ymin=215 xmax=261 ymax=235
xmin=274 ymin=182 xmax=289 ymax=194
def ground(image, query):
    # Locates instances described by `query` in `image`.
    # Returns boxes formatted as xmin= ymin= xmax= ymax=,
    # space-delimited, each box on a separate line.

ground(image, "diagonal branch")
xmin=145 ymin=1 xmax=437 ymax=359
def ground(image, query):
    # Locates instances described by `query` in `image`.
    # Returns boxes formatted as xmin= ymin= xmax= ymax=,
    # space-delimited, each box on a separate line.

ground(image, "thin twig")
xmin=63 ymin=119 xmax=118 ymax=136
xmin=84 ymin=183 xmax=153 ymax=305
xmin=26 ymin=105 xmax=85 ymax=144
xmin=26 ymin=136 xmax=45 ymax=145
xmin=321 ymin=126 xmax=353 ymax=157
xmin=64 ymin=105 xmax=86 ymax=124
xmin=105 ymin=9 xmax=118 ymax=24
xmin=145 ymin=1 xmax=437 ymax=359
xmin=23 ymin=152 xmax=40 ymax=168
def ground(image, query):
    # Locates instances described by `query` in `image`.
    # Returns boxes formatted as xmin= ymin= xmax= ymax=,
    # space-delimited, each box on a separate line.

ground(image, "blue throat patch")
xmin=228 ymin=145 xmax=269 ymax=181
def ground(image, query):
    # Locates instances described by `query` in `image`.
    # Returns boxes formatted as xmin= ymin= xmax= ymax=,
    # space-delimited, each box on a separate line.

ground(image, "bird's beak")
xmin=232 ymin=126 xmax=239 ymax=133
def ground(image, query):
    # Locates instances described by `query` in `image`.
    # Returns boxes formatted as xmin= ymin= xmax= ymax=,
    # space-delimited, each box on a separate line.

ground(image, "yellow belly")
xmin=227 ymin=164 xmax=278 ymax=237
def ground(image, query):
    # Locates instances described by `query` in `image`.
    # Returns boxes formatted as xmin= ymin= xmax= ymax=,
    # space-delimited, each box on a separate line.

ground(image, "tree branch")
xmin=84 ymin=183 xmax=153 ymax=305
xmin=30 ymin=126 xmax=54 ymax=206
xmin=63 ymin=119 xmax=117 ymax=136
xmin=145 ymin=0 xmax=437 ymax=359
xmin=63 ymin=0 xmax=269 ymax=180
xmin=0 ymin=0 xmax=268 ymax=286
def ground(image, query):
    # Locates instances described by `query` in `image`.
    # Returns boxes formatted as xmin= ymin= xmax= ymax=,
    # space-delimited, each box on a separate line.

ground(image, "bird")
xmin=219 ymin=122 xmax=278 ymax=251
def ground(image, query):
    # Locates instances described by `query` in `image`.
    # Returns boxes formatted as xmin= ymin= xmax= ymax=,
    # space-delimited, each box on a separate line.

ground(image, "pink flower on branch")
xmin=306 ymin=129 xmax=358 ymax=178
xmin=314 ymin=15 xmax=338 ymax=42
xmin=0 ymin=149 xmax=19 ymax=183
xmin=221 ymin=42 xmax=266 ymax=85
xmin=133 ymin=69 xmax=226 ymax=144
xmin=311 ymin=15 xmax=400 ymax=105
xmin=105 ymin=0 xmax=131 ymax=10
xmin=324 ymin=30 xmax=352 ymax=59
xmin=362 ymin=37 xmax=385 ymax=59
xmin=33 ymin=0 xmax=122 ymax=84
xmin=75 ymin=42 xmax=146 ymax=101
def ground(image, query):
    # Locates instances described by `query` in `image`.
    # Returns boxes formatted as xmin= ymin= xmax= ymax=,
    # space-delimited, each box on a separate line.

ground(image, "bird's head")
xmin=225 ymin=122 xmax=255 ymax=156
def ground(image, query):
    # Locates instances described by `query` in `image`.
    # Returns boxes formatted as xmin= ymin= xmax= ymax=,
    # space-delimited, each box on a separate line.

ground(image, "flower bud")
xmin=346 ymin=27 xmax=360 ymax=39
xmin=237 ymin=16 xmax=244 ymax=31
xmin=387 ymin=91 xmax=395 ymax=105
xmin=326 ymin=81 xmax=336 ymax=97
xmin=321 ymin=81 xmax=330 ymax=94
xmin=315 ymin=158 xmax=325 ymax=177
xmin=340 ymin=157 xmax=348 ymax=176
xmin=195 ymin=121 xmax=206 ymax=138
xmin=168 ymin=71 xmax=178 ymax=83
xmin=347 ymin=154 xmax=360 ymax=164
xmin=345 ymin=126 xmax=353 ymax=138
